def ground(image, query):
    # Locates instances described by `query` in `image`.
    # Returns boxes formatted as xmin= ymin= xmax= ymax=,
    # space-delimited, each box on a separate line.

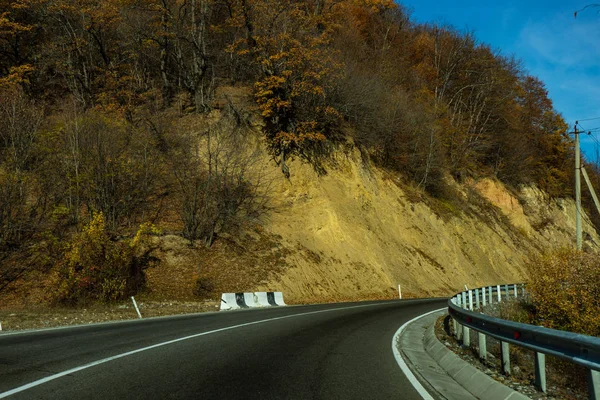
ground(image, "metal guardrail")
xmin=448 ymin=284 xmax=600 ymax=399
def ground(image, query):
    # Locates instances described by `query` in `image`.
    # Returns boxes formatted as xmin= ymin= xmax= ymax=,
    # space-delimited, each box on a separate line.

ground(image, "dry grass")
xmin=526 ymin=248 xmax=600 ymax=336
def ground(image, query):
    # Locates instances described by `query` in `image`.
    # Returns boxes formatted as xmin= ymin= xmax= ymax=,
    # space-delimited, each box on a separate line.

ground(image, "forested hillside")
xmin=1 ymin=0 xmax=597 ymax=304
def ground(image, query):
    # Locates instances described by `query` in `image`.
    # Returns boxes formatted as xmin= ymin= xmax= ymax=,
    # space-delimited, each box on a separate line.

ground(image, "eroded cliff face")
xmin=253 ymin=146 xmax=599 ymax=302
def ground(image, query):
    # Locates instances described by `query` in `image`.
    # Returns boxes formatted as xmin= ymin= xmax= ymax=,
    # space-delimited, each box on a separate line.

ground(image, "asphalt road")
xmin=0 ymin=298 xmax=446 ymax=399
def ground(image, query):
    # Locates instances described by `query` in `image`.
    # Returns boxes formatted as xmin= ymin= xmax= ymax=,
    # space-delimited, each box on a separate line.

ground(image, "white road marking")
xmin=0 ymin=301 xmax=429 ymax=398
xmin=391 ymin=307 xmax=447 ymax=400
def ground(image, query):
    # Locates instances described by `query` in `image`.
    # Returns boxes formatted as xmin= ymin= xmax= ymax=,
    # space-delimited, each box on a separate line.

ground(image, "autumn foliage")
xmin=0 ymin=0 xmax=594 ymax=301
xmin=526 ymin=248 xmax=600 ymax=336
xmin=54 ymin=213 xmax=159 ymax=304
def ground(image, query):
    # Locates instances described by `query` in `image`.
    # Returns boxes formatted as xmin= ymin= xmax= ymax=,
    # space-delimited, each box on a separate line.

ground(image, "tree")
xmin=168 ymin=103 xmax=269 ymax=246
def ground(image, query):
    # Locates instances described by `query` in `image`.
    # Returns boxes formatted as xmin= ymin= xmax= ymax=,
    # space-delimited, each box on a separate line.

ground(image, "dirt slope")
xmin=249 ymin=146 xmax=599 ymax=302
xmin=2 ymin=118 xmax=596 ymax=309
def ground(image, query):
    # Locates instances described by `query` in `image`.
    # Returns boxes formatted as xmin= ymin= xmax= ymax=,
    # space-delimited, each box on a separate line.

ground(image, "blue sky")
xmin=399 ymin=0 xmax=600 ymax=161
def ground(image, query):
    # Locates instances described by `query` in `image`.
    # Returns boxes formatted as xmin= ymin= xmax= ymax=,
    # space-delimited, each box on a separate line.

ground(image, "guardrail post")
xmin=589 ymin=369 xmax=600 ymax=400
xmin=522 ymin=285 xmax=526 ymax=296
xmin=489 ymin=286 xmax=493 ymax=304
xmin=478 ymin=332 xmax=487 ymax=360
xmin=513 ymin=284 xmax=518 ymax=298
xmin=462 ymin=325 xmax=470 ymax=347
xmin=535 ymin=352 xmax=546 ymax=393
xmin=468 ymin=290 xmax=473 ymax=311
xmin=504 ymin=284 xmax=509 ymax=300
xmin=497 ymin=285 xmax=501 ymax=302
xmin=501 ymin=341 xmax=510 ymax=375
xmin=482 ymin=286 xmax=487 ymax=307
xmin=475 ymin=289 xmax=480 ymax=309
xmin=462 ymin=292 xmax=467 ymax=309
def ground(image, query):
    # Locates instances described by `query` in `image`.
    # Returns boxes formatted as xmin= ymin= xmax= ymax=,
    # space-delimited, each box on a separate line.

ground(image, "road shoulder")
xmin=396 ymin=310 xmax=530 ymax=400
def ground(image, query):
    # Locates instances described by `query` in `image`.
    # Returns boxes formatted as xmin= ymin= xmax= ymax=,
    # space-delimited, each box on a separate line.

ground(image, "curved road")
xmin=0 ymin=299 xmax=445 ymax=399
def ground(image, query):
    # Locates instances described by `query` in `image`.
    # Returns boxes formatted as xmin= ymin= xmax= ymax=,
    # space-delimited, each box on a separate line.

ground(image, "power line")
xmin=576 ymin=116 xmax=600 ymax=122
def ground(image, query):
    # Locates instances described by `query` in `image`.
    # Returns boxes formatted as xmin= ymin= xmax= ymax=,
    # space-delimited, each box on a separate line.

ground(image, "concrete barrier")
xmin=266 ymin=292 xmax=278 ymax=306
xmin=234 ymin=292 xmax=248 ymax=308
xmin=273 ymin=292 xmax=286 ymax=306
xmin=220 ymin=291 xmax=286 ymax=310
xmin=220 ymin=293 xmax=240 ymax=311
xmin=255 ymin=292 xmax=271 ymax=307
xmin=243 ymin=292 xmax=260 ymax=308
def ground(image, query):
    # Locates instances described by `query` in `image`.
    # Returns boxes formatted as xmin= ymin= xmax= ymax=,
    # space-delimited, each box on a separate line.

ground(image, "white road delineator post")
xmin=131 ymin=296 xmax=142 ymax=319
xmin=488 ymin=286 xmax=493 ymax=305
xmin=398 ymin=284 xmax=402 ymax=299
xmin=481 ymin=286 xmax=486 ymax=307
xmin=475 ymin=289 xmax=480 ymax=309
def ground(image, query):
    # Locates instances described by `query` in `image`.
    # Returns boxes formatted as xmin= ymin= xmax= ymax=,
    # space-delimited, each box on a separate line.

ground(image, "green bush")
xmin=54 ymin=212 xmax=158 ymax=304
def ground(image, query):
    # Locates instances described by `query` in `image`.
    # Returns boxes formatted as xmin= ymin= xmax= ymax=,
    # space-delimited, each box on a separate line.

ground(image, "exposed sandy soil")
xmin=255 ymin=145 xmax=599 ymax=303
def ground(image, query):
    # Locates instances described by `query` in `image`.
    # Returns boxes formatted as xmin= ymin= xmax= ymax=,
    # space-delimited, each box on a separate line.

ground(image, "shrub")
xmin=526 ymin=248 xmax=600 ymax=336
xmin=54 ymin=212 xmax=159 ymax=304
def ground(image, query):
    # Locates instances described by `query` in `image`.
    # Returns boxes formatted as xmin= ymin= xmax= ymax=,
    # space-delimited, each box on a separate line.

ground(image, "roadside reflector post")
xmin=398 ymin=284 xmax=402 ymax=299
xmin=501 ymin=341 xmax=510 ymax=375
xmin=504 ymin=284 xmax=509 ymax=300
xmin=462 ymin=292 xmax=467 ymax=309
xmin=489 ymin=286 xmax=493 ymax=304
xmin=514 ymin=284 xmax=518 ymax=298
xmin=535 ymin=352 xmax=546 ymax=393
xmin=475 ymin=289 xmax=480 ymax=309
xmin=131 ymin=296 xmax=142 ymax=319
xmin=478 ymin=332 xmax=487 ymax=360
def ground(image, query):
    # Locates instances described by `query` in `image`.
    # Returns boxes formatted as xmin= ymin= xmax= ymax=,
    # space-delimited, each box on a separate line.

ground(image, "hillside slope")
xmin=250 ymin=146 xmax=598 ymax=302
xmin=137 ymin=136 xmax=598 ymax=305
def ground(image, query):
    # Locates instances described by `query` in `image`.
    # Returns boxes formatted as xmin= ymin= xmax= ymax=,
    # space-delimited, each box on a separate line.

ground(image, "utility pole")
xmin=575 ymin=122 xmax=582 ymax=250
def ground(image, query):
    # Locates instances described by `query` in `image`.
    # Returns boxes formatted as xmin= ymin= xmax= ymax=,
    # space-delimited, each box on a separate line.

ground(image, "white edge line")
xmin=392 ymin=307 xmax=447 ymax=400
xmin=0 ymin=300 xmax=422 ymax=398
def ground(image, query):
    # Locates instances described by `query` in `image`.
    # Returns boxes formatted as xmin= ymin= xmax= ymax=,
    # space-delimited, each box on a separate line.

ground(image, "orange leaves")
xmin=0 ymin=64 xmax=34 ymax=88
xmin=526 ymin=248 xmax=600 ymax=336
xmin=223 ymin=1 xmax=343 ymax=163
